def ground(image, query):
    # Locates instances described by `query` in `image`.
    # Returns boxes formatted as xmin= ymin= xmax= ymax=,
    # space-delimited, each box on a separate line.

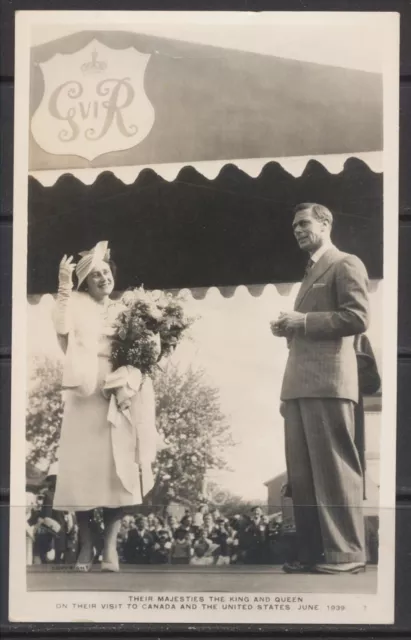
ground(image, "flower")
xmin=110 ymin=286 xmax=194 ymax=376
xmin=121 ymin=291 xmax=136 ymax=306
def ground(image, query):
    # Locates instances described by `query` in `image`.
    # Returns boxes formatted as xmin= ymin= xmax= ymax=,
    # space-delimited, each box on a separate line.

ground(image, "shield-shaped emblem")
xmin=31 ymin=40 xmax=155 ymax=161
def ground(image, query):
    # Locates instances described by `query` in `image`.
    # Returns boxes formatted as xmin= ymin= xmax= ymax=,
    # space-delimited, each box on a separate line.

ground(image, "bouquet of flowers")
xmin=110 ymin=287 xmax=194 ymax=376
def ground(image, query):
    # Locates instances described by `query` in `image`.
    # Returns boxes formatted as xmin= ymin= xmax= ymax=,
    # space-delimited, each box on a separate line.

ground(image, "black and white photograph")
xmin=10 ymin=10 xmax=399 ymax=625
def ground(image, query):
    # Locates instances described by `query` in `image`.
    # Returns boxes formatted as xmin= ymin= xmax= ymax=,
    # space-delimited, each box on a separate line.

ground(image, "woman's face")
xmin=85 ymin=260 xmax=114 ymax=300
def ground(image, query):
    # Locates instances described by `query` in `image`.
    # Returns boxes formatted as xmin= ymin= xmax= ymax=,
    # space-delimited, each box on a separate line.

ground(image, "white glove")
xmin=58 ymin=254 xmax=76 ymax=289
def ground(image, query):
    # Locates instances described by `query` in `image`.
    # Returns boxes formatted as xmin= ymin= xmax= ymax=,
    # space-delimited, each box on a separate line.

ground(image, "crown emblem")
xmin=81 ymin=50 xmax=107 ymax=74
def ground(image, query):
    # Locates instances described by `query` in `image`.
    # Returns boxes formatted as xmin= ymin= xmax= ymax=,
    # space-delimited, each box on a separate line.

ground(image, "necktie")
xmin=304 ymin=258 xmax=314 ymax=278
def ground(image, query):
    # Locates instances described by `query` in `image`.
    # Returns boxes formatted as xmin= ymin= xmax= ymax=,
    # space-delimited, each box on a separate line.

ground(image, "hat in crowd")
xmin=76 ymin=240 xmax=110 ymax=290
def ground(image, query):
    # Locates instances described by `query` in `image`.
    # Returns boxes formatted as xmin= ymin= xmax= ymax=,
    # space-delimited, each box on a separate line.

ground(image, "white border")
xmin=10 ymin=10 xmax=399 ymax=625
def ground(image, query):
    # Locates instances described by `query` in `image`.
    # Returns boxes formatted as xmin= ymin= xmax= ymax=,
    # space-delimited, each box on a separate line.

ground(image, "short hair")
xmin=77 ymin=258 xmax=117 ymax=292
xmin=181 ymin=515 xmax=192 ymax=525
xmin=293 ymin=203 xmax=333 ymax=227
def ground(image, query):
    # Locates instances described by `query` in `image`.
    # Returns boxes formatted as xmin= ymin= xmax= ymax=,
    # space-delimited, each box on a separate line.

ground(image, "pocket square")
xmin=312 ymin=283 xmax=326 ymax=288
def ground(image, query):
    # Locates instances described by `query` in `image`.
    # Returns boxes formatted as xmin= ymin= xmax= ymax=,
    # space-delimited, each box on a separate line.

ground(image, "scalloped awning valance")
xmin=27 ymin=158 xmax=383 ymax=295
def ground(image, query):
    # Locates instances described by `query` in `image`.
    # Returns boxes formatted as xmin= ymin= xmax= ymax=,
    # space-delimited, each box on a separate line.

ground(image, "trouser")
xmin=284 ymin=398 xmax=365 ymax=564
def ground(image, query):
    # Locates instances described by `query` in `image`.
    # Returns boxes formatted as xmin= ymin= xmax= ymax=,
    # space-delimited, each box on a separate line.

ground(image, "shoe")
xmin=74 ymin=545 xmax=94 ymax=572
xmin=282 ymin=561 xmax=316 ymax=574
xmin=101 ymin=560 xmax=120 ymax=573
xmin=74 ymin=561 xmax=93 ymax=572
xmin=314 ymin=562 xmax=366 ymax=575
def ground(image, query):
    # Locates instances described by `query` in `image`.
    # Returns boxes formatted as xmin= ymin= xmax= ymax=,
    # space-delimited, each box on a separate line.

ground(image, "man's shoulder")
xmin=330 ymin=248 xmax=368 ymax=273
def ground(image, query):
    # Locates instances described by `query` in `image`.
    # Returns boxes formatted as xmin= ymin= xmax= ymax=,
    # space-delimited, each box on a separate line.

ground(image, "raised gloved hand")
xmin=58 ymin=254 xmax=76 ymax=289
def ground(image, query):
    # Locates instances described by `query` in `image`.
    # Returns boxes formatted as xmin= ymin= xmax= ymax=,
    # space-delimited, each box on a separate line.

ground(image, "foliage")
xmin=26 ymin=357 xmax=64 ymax=468
xmin=152 ymin=364 xmax=235 ymax=507
xmin=205 ymin=481 xmax=266 ymax=518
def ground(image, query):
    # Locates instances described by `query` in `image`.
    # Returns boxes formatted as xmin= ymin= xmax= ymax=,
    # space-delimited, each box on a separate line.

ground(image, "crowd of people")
xmin=117 ymin=506 xmax=283 ymax=566
xmin=26 ymin=491 xmax=285 ymax=567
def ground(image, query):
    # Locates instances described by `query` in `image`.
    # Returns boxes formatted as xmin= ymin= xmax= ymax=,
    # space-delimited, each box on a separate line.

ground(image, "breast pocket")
xmin=307 ymin=283 xmax=330 ymax=310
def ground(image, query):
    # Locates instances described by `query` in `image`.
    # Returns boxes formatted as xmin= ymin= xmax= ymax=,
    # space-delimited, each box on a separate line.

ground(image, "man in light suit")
xmin=271 ymin=203 xmax=369 ymax=574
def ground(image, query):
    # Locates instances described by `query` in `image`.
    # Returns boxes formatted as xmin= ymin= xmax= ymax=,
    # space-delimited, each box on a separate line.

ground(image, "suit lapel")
xmin=294 ymin=247 xmax=342 ymax=310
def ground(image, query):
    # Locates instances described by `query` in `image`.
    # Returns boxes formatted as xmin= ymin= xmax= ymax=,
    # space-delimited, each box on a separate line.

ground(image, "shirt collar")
xmin=310 ymin=241 xmax=334 ymax=263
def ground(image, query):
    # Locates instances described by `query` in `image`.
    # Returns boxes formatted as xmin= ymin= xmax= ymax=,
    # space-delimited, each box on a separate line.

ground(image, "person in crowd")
xmin=90 ymin=512 xmax=105 ymax=564
xmin=28 ymin=493 xmax=54 ymax=564
xmin=123 ymin=516 xmax=154 ymax=564
xmin=26 ymin=492 xmax=37 ymax=565
xmin=175 ymin=514 xmax=196 ymax=541
xmin=167 ymin=514 xmax=179 ymax=536
xmin=210 ymin=507 xmax=221 ymax=522
xmin=243 ymin=506 xmax=270 ymax=564
xmin=151 ymin=528 xmax=173 ymax=564
xmin=52 ymin=242 xmax=160 ymax=572
xmin=191 ymin=529 xmax=218 ymax=566
xmin=202 ymin=513 xmax=216 ymax=539
xmin=147 ymin=513 xmax=157 ymax=533
xmin=64 ymin=513 xmax=79 ymax=565
xmin=40 ymin=470 xmax=67 ymax=563
xmin=213 ymin=517 xmax=232 ymax=565
xmin=171 ymin=528 xmax=193 ymax=564
xmin=271 ymin=203 xmax=369 ymax=575
xmin=193 ymin=503 xmax=209 ymax=528
xmin=229 ymin=514 xmax=248 ymax=562
xmin=225 ymin=522 xmax=240 ymax=564
xmin=117 ymin=515 xmax=134 ymax=564
xmin=266 ymin=514 xmax=285 ymax=564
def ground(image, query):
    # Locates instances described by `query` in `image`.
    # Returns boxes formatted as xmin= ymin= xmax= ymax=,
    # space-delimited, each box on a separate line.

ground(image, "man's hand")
xmin=270 ymin=320 xmax=287 ymax=337
xmin=276 ymin=311 xmax=306 ymax=334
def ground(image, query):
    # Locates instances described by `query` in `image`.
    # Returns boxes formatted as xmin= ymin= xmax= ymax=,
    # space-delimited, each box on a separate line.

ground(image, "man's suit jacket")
xmin=280 ymin=247 xmax=369 ymax=403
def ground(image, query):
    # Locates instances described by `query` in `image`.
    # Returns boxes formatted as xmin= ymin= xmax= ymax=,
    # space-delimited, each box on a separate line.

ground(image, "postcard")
xmin=10 ymin=9 xmax=399 ymax=625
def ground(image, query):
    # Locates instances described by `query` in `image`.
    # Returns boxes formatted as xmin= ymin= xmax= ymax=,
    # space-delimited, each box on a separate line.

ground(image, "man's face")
xmin=292 ymin=209 xmax=328 ymax=254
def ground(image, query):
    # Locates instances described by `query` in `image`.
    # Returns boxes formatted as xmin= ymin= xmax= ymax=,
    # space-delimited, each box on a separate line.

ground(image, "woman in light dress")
xmin=52 ymin=241 xmax=160 ymax=572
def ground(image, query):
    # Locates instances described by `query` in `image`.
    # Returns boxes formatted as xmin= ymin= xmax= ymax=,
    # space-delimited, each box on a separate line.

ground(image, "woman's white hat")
xmin=75 ymin=240 xmax=110 ymax=290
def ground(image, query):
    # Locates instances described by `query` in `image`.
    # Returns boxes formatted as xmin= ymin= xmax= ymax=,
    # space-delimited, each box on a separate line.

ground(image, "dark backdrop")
xmin=27 ymin=157 xmax=383 ymax=295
